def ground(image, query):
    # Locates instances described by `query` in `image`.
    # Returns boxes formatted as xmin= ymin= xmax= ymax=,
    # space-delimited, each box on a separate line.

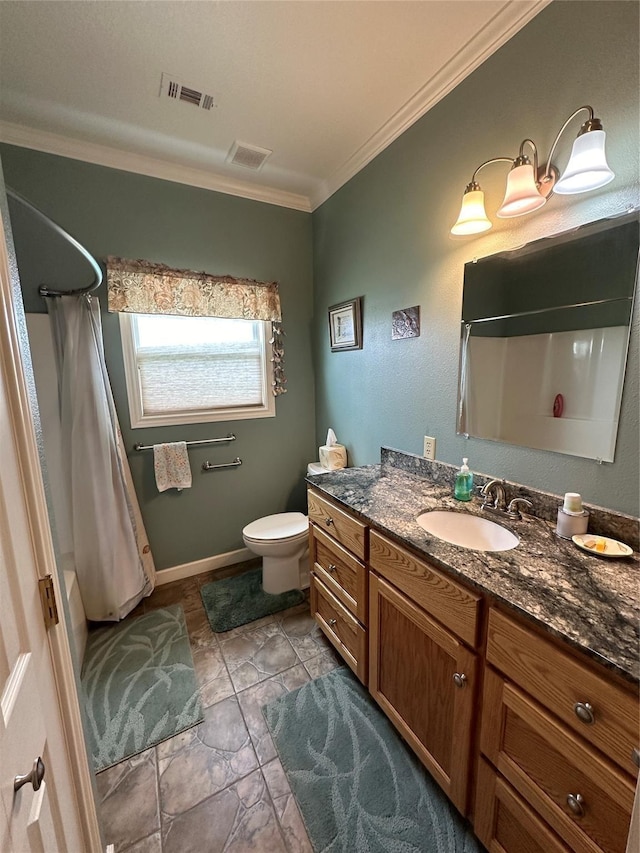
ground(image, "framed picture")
xmin=328 ymin=297 xmax=363 ymax=352
xmin=391 ymin=305 xmax=420 ymax=340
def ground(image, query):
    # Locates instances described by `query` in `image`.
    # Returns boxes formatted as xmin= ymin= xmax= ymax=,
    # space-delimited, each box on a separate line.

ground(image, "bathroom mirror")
xmin=457 ymin=213 xmax=639 ymax=462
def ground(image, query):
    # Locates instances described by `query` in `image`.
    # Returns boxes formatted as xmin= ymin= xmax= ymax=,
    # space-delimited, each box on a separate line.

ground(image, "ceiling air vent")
xmin=160 ymin=72 xmax=217 ymax=111
xmin=227 ymin=140 xmax=272 ymax=171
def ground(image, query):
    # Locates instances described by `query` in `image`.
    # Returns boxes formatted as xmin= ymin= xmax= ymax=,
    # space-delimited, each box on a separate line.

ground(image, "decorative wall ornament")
xmin=328 ymin=297 xmax=363 ymax=352
xmin=106 ymin=256 xmax=287 ymax=395
xmin=270 ymin=321 xmax=287 ymax=396
xmin=392 ymin=306 xmax=420 ymax=340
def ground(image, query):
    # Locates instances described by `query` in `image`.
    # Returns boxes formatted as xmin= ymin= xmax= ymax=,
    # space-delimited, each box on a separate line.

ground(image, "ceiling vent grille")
xmin=160 ymin=72 xmax=217 ymax=111
xmin=227 ymin=141 xmax=272 ymax=171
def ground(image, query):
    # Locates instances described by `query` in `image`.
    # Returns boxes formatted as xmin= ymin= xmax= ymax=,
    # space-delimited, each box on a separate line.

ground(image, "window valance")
xmin=106 ymin=256 xmax=286 ymax=396
xmin=106 ymin=257 xmax=281 ymax=320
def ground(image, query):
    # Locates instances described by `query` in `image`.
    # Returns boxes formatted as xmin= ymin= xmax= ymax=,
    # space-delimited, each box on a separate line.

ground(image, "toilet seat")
xmin=242 ymin=512 xmax=308 ymax=542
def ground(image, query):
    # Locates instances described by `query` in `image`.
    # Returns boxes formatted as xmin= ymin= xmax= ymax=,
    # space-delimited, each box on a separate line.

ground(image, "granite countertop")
xmin=307 ymin=464 xmax=640 ymax=685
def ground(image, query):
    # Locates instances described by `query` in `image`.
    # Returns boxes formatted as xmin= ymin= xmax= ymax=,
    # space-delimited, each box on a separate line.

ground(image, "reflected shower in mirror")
xmin=457 ymin=213 xmax=639 ymax=461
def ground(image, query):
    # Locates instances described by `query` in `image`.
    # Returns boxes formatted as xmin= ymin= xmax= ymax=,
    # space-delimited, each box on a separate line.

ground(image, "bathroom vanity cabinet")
xmin=306 ymin=485 xmax=639 ymax=853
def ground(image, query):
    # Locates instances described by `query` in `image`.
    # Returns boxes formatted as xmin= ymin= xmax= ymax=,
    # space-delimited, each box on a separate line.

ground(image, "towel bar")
xmin=202 ymin=457 xmax=242 ymax=471
xmin=134 ymin=434 xmax=235 ymax=452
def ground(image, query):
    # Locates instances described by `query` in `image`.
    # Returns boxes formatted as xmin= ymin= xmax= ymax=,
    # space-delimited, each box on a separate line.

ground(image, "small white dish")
xmin=572 ymin=534 xmax=633 ymax=558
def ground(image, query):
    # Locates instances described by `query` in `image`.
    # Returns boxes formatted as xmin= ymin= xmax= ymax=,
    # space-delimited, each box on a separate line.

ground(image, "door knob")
xmin=327 ymin=618 xmax=337 ymax=627
xmin=453 ymin=672 xmax=467 ymax=688
xmin=14 ymin=757 xmax=45 ymax=792
xmin=327 ymin=564 xmax=338 ymax=573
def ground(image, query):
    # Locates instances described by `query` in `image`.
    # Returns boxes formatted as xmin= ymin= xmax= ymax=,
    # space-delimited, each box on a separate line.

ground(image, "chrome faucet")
xmin=481 ymin=479 xmax=507 ymax=513
xmin=481 ymin=479 xmax=533 ymax=520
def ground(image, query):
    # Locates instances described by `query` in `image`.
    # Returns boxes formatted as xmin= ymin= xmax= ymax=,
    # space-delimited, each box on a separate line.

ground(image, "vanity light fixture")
xmin=450 ymin=106 xmax=615 ymax=236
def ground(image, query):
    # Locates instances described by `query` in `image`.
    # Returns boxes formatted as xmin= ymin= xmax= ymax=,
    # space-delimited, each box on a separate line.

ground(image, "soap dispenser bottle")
xmin=454 ymin=458 xmax=473 ymax=501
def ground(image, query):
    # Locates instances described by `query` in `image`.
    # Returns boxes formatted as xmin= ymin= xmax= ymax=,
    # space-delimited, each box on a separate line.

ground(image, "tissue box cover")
xmin=319 ymin=445 xmax=347 ymax=470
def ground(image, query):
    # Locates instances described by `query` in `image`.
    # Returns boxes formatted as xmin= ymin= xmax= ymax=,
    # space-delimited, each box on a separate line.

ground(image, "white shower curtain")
xmin=47 ymin=294 xmax=155 ymax=621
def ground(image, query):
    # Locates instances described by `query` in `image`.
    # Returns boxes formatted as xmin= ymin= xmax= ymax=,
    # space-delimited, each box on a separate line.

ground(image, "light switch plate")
xmin=423 ymin=436 xmax=436 ymax=460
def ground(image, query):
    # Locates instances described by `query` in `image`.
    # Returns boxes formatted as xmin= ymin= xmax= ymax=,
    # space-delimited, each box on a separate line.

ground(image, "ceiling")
xmin=0 ymin=1 xmax=548 ymax=212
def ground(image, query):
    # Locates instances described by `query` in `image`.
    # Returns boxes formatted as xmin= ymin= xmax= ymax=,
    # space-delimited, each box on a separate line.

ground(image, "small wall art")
xmin=328 ymin=297 xmax=363 ymax=351
xmin=392 ymin=306 xmax=420 ymax=340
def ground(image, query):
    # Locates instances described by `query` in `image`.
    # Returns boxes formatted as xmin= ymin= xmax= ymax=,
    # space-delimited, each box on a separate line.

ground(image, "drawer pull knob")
xmin=327 ymin=618 xmax=337 ymax=627
xmin=325 ymin=517 xmax=334 ymax=526
xmin=574 ymin=702 xmax=595 ymax=724
xmin=453 ymin=672 xmax=467 ymax=688
xmin=566 ymin=793 xmax=585 ymax=817
xmin=327 ymin=563 xmax=338 ymax=573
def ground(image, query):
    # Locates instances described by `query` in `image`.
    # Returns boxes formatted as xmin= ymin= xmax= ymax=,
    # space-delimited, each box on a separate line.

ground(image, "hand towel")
xmin=153 ymin=442 xmax=192 ymax=492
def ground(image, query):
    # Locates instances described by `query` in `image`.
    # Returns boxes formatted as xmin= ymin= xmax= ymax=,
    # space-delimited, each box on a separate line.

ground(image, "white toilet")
xmin=242 ymin=462 xmax=329 ymax=594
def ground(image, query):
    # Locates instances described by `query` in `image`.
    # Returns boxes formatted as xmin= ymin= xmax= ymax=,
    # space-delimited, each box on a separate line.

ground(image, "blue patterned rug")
xmin=81 ymin=604 xmax=203 ymax=772
xmin=201 ymin=567 xmax=305 ymax=632
xmin=263 ymin=667 xmax=481 ymax=852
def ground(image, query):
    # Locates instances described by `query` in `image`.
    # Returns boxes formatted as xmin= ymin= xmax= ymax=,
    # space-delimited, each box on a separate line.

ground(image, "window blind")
xmin=136 ymin=340 xmax=265 ymax=415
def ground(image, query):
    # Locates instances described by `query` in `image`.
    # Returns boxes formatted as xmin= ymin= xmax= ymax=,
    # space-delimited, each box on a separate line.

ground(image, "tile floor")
xmin=95 ymin=565 xmax=341 ymax=852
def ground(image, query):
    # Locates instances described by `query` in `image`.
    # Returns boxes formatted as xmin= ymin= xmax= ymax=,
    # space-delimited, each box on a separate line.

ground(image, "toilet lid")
xmin=243 ymin=512 xmax=308 ymax=541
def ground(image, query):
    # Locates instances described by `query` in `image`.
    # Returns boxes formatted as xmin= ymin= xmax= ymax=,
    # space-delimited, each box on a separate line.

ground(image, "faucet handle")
xmin=507 ymin=498 xmax=533 ymax=519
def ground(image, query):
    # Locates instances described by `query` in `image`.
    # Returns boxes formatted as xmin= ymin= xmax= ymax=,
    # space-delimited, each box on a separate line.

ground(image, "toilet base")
xmin=261 ymin=549 xmax=308 ymax=595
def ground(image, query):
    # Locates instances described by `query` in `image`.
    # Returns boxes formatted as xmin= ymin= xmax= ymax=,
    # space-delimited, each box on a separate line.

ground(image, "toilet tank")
xmin=307 ymin=462 xmax=330 ymax=475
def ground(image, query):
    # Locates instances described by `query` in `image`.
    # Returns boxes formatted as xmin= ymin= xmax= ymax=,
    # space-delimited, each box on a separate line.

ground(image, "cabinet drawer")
xmin=481 ymin=667 xmax=634 ymax=853
xmin=310 ymin=524 xmax=367 ymax=624
xmin=487 ymin=608 xmax=639 ymax=775
xmin=369 ymin=530 xmax=480 ymax=647
xmin=475 ymin=758 xmax=572 ymax=853
xmin=311 ymin=573 xmax=367 ymax=685
xmin=307 ymin=488 xmax=367 ymax=560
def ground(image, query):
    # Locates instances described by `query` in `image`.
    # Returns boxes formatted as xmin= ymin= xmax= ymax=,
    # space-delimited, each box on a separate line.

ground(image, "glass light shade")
xmin=554 ymin=129 xmax=614 ymax=194
xmin=496 ymin=164 xmax=546 ymax=218
xmin=450 ymin=189 xmax=492 ymax=236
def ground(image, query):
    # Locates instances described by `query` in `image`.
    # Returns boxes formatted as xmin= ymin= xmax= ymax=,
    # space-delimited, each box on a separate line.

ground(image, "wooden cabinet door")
xmin=369 ymin=572 xmax=477 ymax=814
xmin=475 ymin=759 xmax=572 ymax=853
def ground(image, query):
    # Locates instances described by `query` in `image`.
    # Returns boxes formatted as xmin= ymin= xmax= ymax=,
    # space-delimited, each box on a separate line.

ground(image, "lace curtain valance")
xmin=106 ymin=257 xmax=286 ymax=396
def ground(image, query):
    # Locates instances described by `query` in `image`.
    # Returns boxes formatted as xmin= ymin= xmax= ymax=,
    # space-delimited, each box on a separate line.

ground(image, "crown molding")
xmin=310 ymin=0 xmax=552 ymax=210
xmin=0 ymin=121 xmax=313 ymax=213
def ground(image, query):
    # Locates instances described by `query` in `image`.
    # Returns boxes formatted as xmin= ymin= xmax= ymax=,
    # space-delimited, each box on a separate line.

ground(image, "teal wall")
xmin=312 ymin=0 xmax=640 ymax=516
xmin=1 ymin=146 xmax=316 ymax=569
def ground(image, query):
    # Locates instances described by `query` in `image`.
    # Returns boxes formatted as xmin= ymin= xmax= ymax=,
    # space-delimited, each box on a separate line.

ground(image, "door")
xmin=0 ymin=198 xmax=100 ymax=850
xmin=369 ymin=572 xmax=477 ymax=814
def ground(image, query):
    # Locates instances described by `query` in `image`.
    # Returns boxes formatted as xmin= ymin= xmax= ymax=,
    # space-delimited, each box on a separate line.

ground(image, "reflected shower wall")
xmin=465 ymin=326 xmax=628 ymax=461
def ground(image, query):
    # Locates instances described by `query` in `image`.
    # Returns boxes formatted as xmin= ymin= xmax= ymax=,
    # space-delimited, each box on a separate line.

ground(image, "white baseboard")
xmin=156 ymin=547 xmax=254 ymax=585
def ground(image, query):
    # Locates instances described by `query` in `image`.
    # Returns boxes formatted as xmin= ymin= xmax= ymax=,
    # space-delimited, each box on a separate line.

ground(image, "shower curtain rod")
xmin=6 ymin=186 xmax=103 ymax=297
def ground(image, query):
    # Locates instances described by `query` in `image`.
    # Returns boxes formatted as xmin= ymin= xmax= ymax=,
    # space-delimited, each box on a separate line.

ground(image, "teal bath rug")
xmin=200 ymin=567 xmax=305 ymax=633
xmin=81 ymin=604 xmax=203 ymax=772
xmin=263 ymin=667 xmax=481 ymax=853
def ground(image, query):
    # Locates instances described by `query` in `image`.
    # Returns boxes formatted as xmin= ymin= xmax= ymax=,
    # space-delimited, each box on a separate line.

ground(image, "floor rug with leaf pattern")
xmin=81 ymin=604 xmax=203 ymax=772
xmin=263 ymin=667 xmax=481 ymax=853
xmin=201 ymin=567 xmax=305 ymax=633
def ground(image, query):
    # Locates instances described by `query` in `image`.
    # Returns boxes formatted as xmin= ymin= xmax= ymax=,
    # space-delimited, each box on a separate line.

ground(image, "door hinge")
xmin=38 ymin=575 xmax=59 ymax=629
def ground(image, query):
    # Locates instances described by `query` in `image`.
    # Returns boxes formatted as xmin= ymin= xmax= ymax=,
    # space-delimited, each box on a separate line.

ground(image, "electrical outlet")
xmin=423 ymin=436 xmax=436 ymax=460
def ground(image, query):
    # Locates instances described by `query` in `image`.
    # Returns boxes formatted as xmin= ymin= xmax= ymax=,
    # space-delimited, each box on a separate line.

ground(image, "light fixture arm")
xmin=517 ymin=138 xmax=539 ymax=174
xmin=469 ymin=157 xmax=513 ymax=186
xmin=542 ymin=105 xmax=597 ymax=182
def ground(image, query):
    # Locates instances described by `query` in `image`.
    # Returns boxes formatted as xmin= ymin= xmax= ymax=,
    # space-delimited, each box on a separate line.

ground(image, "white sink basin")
xmin=416 ymin=510 xmax=519 ymax=552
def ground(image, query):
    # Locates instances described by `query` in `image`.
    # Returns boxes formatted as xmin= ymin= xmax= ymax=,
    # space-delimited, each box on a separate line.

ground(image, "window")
xmin=119 ymin=313 xmax=275 ymax=427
